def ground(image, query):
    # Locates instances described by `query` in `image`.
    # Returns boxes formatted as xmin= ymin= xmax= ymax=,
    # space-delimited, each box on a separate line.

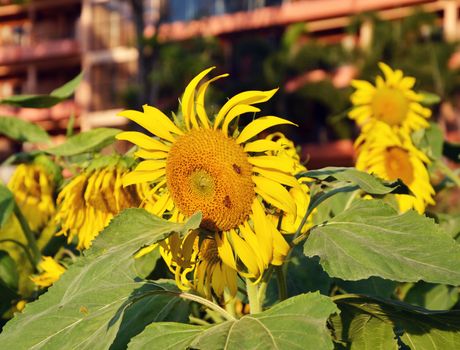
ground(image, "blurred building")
xmin=0 ymin=0 xmax=459 ymax=163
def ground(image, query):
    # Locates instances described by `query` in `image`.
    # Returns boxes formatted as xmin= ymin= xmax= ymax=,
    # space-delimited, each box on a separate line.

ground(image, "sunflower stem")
xmin=0 ymin=239 xmax=36 ymax=268
xmin=14 ymin=204 xmax=41 ymax=266
xmin=275 ymin=266 xmax=288 ymax=301
xmin=246 ymin=279 xmax=261 ymax=314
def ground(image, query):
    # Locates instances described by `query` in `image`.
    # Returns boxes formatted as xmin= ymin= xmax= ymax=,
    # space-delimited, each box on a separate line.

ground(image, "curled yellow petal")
xmin=236 ymin=116 xmax=296 ymax=144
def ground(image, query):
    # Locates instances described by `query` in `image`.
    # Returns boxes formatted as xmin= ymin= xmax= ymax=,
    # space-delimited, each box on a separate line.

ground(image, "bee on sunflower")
xmin=117 ymin=67 xmax=307 ymax=299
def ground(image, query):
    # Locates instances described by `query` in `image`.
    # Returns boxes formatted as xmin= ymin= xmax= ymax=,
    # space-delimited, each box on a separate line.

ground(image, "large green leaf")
xmin=301 ymin=167 xmax=408 ymax=195
xmin=304 ymin=200 xmax=460 ymax=285
xmin=0 ymin=185 xmax=15 ymax=228
xmin=332 ymin=295 xmax=460 ymax=350
xmin=46 ymin=128 xmax=120 ymax=156
xmin=128 ymin=292 xmax=339 ymax=350
xmin=0 ymin=73 xmax=82 ymax=108
xmin=0 ymin=209 xmax=201 ymax=349
xmin=0 ymin=116 xmax=50 ymax=143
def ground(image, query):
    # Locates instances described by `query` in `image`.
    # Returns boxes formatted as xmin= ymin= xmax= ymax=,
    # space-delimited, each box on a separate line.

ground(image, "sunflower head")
xmin=55 ymin=159 xmax=143 ymax=250
xmin=355 ymin=125 xmax=435 ymax=213
xmin=118 ymin=67 xmax=308 ymax=298
xmin=349 ymin=62 xmax=431 ymax=134
xmin=8 ymin=159 xmax=56 ymax=231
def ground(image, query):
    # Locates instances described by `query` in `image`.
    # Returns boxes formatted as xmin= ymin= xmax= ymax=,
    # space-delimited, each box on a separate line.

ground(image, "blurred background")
xmin=0 ymin=0 xmax=459 ymax=168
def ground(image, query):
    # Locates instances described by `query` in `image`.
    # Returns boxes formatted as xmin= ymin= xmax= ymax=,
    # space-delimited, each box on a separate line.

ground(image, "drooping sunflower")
xmin=349 ymin=62 xmax=431 ymax=135
xmin=118 ymin=67 xmax=305 ymax=298
xmin=355 ymin=125 xmax=435 ymax=213
xmin=55 ymin=162 xmax=145 ymax=250
xmin=8 ymin=161 xmax=55 ymax=231
xmin=30 ymin=256 xmax=66 ymax=288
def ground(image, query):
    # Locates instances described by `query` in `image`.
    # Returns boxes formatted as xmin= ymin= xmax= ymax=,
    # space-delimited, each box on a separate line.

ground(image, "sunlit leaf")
xmin=0 ymin=209 xmax=201 ymax=349
xmin=304 ymin=200 xmax=460 ymax=285
xmin=0 ymin=73 xmax=82 ymax=108
xmin=128 ymin=292 xmax=338 ymax=350
xmin=0 ymin=116 xmax=50 ymax=143
xmin=46 ymin=128 xmax=120 ymax=156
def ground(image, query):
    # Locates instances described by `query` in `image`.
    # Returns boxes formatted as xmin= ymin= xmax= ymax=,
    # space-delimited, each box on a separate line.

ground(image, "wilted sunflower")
xmin=356 ymin=125 xmax=435 ymax=213
xmin=30 ymin=256 xmax=66 ymax=288
xmin=8 ymin=162 xmax=55 ymax=231
xmin=118 ymin=67 xmax=304 ymax=298
xmin=349 ymin=62 xmax=431 ymax=134
xmin=55 ymin=163 xmax=144 ymax=250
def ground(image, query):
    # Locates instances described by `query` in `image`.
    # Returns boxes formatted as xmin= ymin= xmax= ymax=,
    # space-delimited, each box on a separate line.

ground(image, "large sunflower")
xmin=356 ymin=125 xmax=435 ymax=213
xmin=118 ymin=67 xmax=304 ymax=298
xmin=349 ymin=62 xmax=431 ymax=134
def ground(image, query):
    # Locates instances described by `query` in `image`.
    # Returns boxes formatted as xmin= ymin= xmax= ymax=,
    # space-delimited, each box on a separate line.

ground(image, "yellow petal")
xmin=134 ymin=149 xmax=169 ymax=160
xmin=116 ymin=132 xmax=171 ymax=152
xmin=230 ymin=229 xmax=260 ymax=278
xmin=244 ymin=139 xmax=282 ymax=153
xmin=222 ymin=104 xmax=260 ymax=136
xmin=118 ymin=109 xmax=176 ymax=143
xmin=216 ymin=232 xmax=236 ymax=269
xmin=378 ymin=62 xmax=395 ymax=82
xmin=196 ymin=74 xmax=229 ymax=129
xmin=253 ymin=176 xmax=296 ymax=214
xmin=351 ymin=79 xmax=375 ymax=91
xmin=248 ymin=155 xmax=295 ymax=173
xmin=214 ymin=89 xmax=278 ymax=129
xmin=134 ymin=160 xmax=167 ymax=172
xmin=236 ymin=116 xmax=296 ymax=144
xmin=143 ymin=105 xmax=184 ymax=136
xmin=181 ymin=67 xmax=216 ymax=130
xmin=271 ymin=226 xmax=290 ymax=265
xmin=253 ymin=167 xmax=299 ymax=188
xmin=250 ymin=200 xmax=273 ymax=265
xmin=122 ymin=170 xmax=165 ymax=186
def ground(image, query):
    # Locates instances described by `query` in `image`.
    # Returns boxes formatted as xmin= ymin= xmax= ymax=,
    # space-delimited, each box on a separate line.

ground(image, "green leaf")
xmin=419 ymin=91 xmax=441 ymax=106
xmin=0 ymin=209 xmax=201 ymax=349
xmin=266 ymin=246 xmax=331 ymax=307
xmin=49 ymin=72 xmax=83 ymax=99
xmin=0 ymin=116 xmax=50 ymax=143
xmin=46 ymin=128 xmax=120 ymax=156
xmin=0 ymin=184 xmax=15 ymax=228
xmin=404 ymin=282 xmax=459 ymax=310
xmin=302 ymin=167 xmax=409 ymax=195
xmin=412 ymin=123 xmax=444 ymax=160
xmin=332 ymin=295 xmax=460 ymax=350
xmin=0 ymin=250 xmax=18 ymax=291
xmin=0 ymin=73 xmax=82 ymax=108
xmin=128 ymin=292 xmax=339 ymax=350
xmin=0 ymin=95 xmax=63 ymax=108
xmin=335 ymin=277 xmax=397 ymax=299
xmin=304 ymin=200 xmax=460 ymax=285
